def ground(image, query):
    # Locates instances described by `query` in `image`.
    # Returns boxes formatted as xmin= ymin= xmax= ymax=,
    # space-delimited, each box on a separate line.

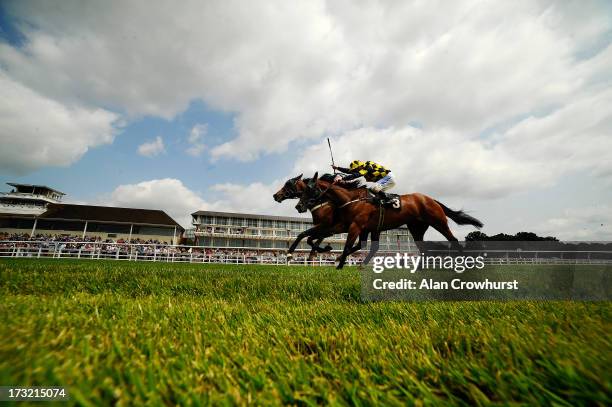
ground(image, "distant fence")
xmin=1 ymin=241 xmax=611 ymax=266
xmin=427 ymin=249 xmax=612 ymax=266
xmin=0 ymin=241 xmax=344 ymax=266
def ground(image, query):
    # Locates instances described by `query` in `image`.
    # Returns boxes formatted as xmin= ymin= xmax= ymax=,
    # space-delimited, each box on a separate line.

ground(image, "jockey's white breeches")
xmin=369 ymin=172 xmax=396 ymax=192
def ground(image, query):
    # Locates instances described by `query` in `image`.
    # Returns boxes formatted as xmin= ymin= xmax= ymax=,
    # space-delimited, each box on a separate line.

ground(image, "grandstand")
xmin=190 ymin=210 xmax=417 ymax=252
xmin=0 ymin=183 xmax=183 ymax=244
xmin=0 ymin=182 xmax=64 ymax=216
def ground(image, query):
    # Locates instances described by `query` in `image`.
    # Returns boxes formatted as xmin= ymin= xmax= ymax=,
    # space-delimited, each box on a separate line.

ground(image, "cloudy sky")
xmin=1 ymin=0 xmax=611 ymax=240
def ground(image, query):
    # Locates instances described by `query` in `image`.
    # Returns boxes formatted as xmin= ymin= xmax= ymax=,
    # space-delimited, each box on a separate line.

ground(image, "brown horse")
xmin=295 ymin=172 xmax=483 ymax=269
xmin=272 ymin=174 xmax=348 ymax=260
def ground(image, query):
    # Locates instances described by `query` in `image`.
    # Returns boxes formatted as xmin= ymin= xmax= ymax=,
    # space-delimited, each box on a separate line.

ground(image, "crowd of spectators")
xmin=1 ymin=233 xmax=166 ymax=245
xmin=0 ymin=232 xmax=364 ymax=265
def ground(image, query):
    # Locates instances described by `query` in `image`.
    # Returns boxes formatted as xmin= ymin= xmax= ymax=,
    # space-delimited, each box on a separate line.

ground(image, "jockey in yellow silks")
xmin=332 ymin=160 xmax=396 ymax=200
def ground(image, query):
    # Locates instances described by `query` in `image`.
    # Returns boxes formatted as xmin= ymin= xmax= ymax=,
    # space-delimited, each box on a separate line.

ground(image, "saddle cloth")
xmin=368 ymin=191 xmax=402 ymax=209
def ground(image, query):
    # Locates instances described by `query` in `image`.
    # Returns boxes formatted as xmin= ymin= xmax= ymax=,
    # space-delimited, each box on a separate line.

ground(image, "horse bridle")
xmin=281 ymin=178 xmax=303 ymax=199
xmin=301 ymin=181 xmax=334 ymax=212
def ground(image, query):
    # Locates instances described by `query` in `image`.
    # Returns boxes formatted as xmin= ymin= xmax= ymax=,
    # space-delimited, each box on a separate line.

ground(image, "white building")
xmin=0 ymin=183 xmax=64 ymax=216
xmin=190 ymin=210 xmax=416 ymax=252
xmin=0 ymin=183 xmax=183 ymax=244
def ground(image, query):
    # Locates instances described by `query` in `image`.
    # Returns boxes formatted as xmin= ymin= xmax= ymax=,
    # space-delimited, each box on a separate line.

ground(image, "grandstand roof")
xmin=192 ymin=210 xmax=311 ymax=223
xmin=7 ymin=183 xmax=65 ymax=195
xmin=41 ymin=204 xmax=183 ymax=229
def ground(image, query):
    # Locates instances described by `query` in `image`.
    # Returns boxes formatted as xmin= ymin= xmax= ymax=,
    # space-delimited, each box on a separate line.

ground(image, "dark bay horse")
xmin=272 ymin=174 xmax=349 ymax=260
xmin=296 ymin=172 xmax=483 ymax=269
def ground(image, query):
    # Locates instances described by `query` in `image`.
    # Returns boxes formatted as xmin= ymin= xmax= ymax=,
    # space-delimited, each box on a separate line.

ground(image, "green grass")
xmin=0 ymin=259 xmax=610 ymax=406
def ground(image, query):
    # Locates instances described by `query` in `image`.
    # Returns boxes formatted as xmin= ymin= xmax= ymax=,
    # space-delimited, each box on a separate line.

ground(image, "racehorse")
xmin=272 ymin=174 xmax=367 ymax=261
xmin=295 ymin=172 xmax=483 ymax=269
xmin=272 ymin=174 xmax=337 ymax=260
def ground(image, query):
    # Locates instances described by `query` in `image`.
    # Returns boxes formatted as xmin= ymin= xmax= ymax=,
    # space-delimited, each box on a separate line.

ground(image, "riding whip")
xmin=327 ymin=138 xmax=336 ymax=173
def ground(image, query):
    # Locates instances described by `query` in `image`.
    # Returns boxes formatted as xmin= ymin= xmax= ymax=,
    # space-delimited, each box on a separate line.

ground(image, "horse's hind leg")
xmin=362 ymin=231 xmax=380 ymax=265
xmin=430 ymin=219 xmax=463 ymax=254
xmin=407 ymin=222 xmax=429 ymax=264
xmin=407 ymin=222 xmax=428 ymax=242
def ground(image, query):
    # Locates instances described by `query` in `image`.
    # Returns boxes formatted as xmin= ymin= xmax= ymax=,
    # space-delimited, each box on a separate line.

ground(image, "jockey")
xmin=332 ymin=160 xmax=396 ymax=200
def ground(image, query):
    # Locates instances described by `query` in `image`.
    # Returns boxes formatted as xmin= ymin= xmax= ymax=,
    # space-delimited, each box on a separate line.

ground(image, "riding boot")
xmin=376 ymin=190 xmax=389 ymax=204
xmin=368 ymin=188 xmax=381 ymax=204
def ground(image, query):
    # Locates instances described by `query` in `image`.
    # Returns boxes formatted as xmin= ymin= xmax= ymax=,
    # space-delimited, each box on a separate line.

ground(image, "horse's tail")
xmin=435 ymin=200 xmax=483 ymax=229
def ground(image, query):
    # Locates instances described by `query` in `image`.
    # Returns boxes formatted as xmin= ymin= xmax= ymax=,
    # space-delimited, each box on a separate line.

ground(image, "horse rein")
xmin=338 ymin=197 xmax=369 ymax=208
xmin=313 ymin=182 xmax=368 ymax=209
xmin=309 ymin=201 xmax=330 ymax=213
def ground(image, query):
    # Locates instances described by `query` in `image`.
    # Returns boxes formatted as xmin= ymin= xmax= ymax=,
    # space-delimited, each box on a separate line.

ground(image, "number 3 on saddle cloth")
xmin=370 ymin=192 xmax=401 ymax=210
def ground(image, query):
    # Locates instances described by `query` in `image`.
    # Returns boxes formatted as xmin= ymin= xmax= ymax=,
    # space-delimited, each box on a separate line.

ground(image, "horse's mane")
xmin=318 ymin=173 xmax=336 ymax=183
xmin=305 ymin=173 xmax=363 ymax=190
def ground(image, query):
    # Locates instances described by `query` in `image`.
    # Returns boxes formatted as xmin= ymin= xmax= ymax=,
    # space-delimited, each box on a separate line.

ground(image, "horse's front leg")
xmin=306 ymin=236 xmax=324 ymax=261
xmin=314 ymin=236 xmax=334 ymax=253
xmin=336 ymin=223 xmax=361 ymax=270
xmin=348 ymin=231 xmax=369 ymax=255
xmin=287 ymin=225 xmax=321 ymax=260
xmin=307 ymin=234 xmax=333 ymax=253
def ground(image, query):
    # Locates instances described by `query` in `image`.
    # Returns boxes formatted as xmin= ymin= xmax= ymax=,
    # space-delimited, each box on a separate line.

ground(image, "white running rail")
xmin=1 ymin=241 xmax=611 ymax=266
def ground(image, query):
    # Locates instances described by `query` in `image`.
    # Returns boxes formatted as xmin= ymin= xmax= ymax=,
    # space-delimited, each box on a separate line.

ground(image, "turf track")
xmin=0 ymin=259 xmax=610 ymax=405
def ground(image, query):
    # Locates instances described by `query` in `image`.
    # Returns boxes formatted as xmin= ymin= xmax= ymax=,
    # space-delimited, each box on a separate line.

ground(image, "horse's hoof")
xmin=286 ymin=253 xmax=293 ymax=261
xmin=323 ymin=245 xmax=333 ymax=252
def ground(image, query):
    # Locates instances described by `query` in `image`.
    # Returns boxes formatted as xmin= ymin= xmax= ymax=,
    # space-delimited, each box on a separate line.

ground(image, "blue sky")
xmin=0 ymin=1 xmax=611 ymax=239
xmin=1 ymin=100 xmax=294 ymax=201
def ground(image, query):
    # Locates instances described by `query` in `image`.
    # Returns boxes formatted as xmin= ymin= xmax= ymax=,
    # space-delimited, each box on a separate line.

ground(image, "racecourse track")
xmin=0 ymin=259 xmax=609 ymax=405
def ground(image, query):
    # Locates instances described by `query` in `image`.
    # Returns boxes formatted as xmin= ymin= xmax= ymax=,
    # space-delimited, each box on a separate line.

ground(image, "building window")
xmin=132 ymin=226 xmax=174 ymax=236
xmin=0 ymin=218 xmax=35 ymax=229
xmin=230 ymin=217 xmax=244 ymax=226
xmin=37 ymin=220 xmax=86 ymax=232
xmin=88 ymin=223 xmax=130 ymax=234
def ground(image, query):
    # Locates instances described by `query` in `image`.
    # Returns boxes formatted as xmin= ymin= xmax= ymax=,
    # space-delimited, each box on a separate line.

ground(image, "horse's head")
xmin=273 ymin=174 xmax=304 ymax=202
xmin=295 ymin=172 xmax=323 ymax=213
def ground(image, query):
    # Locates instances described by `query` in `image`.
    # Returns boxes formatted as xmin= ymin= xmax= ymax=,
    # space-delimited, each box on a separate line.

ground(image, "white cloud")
xmin=533 ymin=204 xmax=612 ymax=240
xmin=210 ymin=181 xmax=302 ymax=217
xmin=186 ymin=124 xmax=206 ymax=157
xmin=1 ymin=0 xmax=609 ymax=161
xmin=137 ymin=136 xmax=165 ymax=157
xmin=293 ymin=83 xmax=612 ymax=200
xmin=107 ymin=178 xmax=208 ymax=227
xmin=104 ymin=178 xmax=304 ymax=228
xmin=0 ymin=71 xmax=118 ymax=174
xmin=497 ymin=86 xmax=612 ymax=180
xmin=294 ymin=126 xmax=543 ymax=200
